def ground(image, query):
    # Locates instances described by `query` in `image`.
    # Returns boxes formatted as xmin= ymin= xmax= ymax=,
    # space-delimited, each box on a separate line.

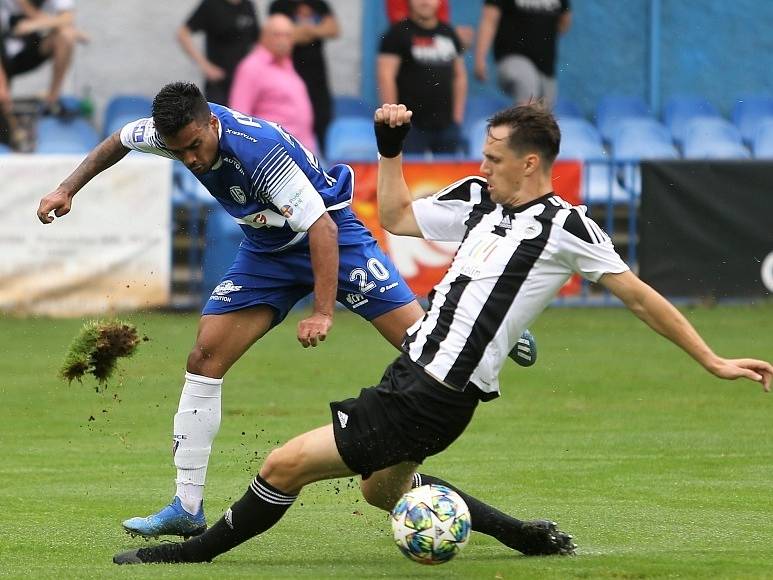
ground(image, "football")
xmin=390 ymin=484 xmax=472 ymax=565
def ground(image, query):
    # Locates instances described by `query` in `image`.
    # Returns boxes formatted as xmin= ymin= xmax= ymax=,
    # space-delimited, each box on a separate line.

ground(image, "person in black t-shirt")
xmin=475 ymin=0 xmax=571 ymax=107
xmin=378 ymin=0 xmax=466 ymax=156
xmin=177 ymin=0 xmax=260 ymax=105
xmin=269 ymin=0 xmax=339 ymax=155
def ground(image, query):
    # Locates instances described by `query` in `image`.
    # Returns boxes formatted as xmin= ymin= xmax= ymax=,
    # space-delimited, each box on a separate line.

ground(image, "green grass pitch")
xmin=1 ymin=303 xmax=772 ymax=578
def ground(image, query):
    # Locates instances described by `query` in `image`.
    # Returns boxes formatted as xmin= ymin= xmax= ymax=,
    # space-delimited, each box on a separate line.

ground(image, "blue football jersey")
xmin=120 ymin=103 xmax=354 ymax=253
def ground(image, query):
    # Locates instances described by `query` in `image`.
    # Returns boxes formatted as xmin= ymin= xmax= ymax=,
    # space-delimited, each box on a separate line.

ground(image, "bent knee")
xmin=186 ymin=343 xmax=220 ymax=375
xmin=260 ymin=446 xmax=307 ymax=492
xmin=53 ymin=25 xmax=78 ymax=46
xmin=360 ymin=480 xmax=398 ymax=511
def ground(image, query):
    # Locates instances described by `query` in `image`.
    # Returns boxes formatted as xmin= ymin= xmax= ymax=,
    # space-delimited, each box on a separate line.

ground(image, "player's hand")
xmin=375 ymin=103 xmax=413 ymax=128
xmin=37 ymin=187 xmax=73 ymax=224
xmin=297 ymin=312 xmax=332 ymax=348
xmin=709 ymin=357 xmax=773 ymax=392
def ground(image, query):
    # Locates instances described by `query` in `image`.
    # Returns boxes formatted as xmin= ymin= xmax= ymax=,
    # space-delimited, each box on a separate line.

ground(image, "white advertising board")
xmin=0 ymin=155 xmax=172 ymax=316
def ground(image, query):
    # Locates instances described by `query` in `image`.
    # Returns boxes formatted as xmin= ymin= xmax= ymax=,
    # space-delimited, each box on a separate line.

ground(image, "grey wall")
xmin=11 ymin=0 xmax=362 ymax=129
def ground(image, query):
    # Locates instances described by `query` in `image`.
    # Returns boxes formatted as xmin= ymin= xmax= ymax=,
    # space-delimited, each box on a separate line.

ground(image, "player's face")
xmin=163 ymin=115 xmax=220 ymax=174
xmin=479 ymin=125 xmax=533 ymax=204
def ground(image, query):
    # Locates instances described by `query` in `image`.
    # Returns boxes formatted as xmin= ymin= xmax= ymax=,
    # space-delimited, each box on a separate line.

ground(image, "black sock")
xmin=180 ymin=475 xmax=297 ymax=562
xmin=414 ymin=473 xmax=527 ymax=551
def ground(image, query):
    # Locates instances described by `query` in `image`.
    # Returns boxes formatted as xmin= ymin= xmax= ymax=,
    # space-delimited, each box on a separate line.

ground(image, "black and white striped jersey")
xmin=405 ymin=176 xmax=629 ymax=397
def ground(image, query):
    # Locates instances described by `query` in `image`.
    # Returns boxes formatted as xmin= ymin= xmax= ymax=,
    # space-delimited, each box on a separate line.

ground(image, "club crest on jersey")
xmin=230 ymin=186 xmax=247 ymax=204
xmin=280 ymin=204 xmax=293 ymax=218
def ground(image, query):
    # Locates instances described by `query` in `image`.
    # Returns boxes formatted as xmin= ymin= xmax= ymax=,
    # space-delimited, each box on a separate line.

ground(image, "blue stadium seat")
xmin=595 ymin=94 xmax=652 ymax=142
xmin=732 ymin=95 xmax=773 ymax=144
xmin=681 ymin=117 xmax=746 ymax=158
xmin=683 ymin=140 xmax=750 ymax=159
xmin=558 ymin=117 xmax=602 ymax=147
xmin=465 ymin=93 xmax=510 ymax=126
xmin=465 ymin=117 xmax=490 ymax=160
xmin=0 ymin=142 xmax=12 ymax=154
xmin=333 ymin=95 xmax=372 ymax=119
xmin=613 ymin=128 xmax=679 ymax=197
xmin=36 ymin=117 xmax=99 ymax=153
xmin=662 ymin=95 xmax=720 ymax=145
xmin=103 ymin=95 xmax=152 ymax=138
xmin=325 ymin=117 xmax=378 ymax=161
xmin=610 ymin=118 xmax=673 ymax=153
xmin=752 ymin=117 xmax=773 ymax=158
xmin=552 ymin=96 xmax=583 ymax=119
xmin=557 ymin=122 xmax=628 ymax=204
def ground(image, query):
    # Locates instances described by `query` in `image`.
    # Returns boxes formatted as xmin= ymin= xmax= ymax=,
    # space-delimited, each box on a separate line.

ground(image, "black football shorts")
xmin=330 ymin=353 xmax=481 ymax=479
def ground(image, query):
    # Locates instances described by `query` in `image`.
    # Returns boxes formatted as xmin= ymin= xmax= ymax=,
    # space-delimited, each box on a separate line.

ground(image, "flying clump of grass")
xmin=59 ymin=320 xmax=143 ymax=384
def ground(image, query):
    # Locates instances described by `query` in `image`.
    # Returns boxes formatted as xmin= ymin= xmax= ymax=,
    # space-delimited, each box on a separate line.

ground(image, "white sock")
xmin=173 ymin=372 xmax=222 ymax=514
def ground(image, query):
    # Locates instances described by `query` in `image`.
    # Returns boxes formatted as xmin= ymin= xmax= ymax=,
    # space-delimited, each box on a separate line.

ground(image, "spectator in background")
xmin=177 ymin=0 xmax=259 ymax=106
xmin=0 ymin=0 xmax=87 ymax=115
xmin=269 ymin=0 xmax=338 ymax=155
xmin=475 ymin=0 xmax=571 ymax=107
xmin=378 ymin=0 xmax=466 ymax=156
xmin=229 ymin=13 xmax=316 ymax=153
xmin=385 ymin=0 xmax=473 ymax=49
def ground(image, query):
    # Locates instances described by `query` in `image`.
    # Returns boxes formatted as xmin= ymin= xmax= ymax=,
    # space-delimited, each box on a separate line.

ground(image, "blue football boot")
xmin=509 ymin=328 xmax=538 ymax=367
xmin=122 ymin=496 xmax=206 ymax=539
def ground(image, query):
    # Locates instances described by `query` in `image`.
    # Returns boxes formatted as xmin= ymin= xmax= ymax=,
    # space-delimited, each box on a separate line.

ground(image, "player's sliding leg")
xmin=412 ymin=473 xmax=575 ymax=555
xmin=115 ymin=425 xmax=355 ymax=564
xmin=121 ymin=306 xmax=276 ymax=539
xmin=369 ymin=301 xmax=538 ymax=367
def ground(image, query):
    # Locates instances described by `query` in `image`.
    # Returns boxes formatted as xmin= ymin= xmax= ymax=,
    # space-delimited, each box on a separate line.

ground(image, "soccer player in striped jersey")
xmin=35 ymin=82 xmax=538 ymax=540
xmin=113 ymin=101 xmax=771 ymax=565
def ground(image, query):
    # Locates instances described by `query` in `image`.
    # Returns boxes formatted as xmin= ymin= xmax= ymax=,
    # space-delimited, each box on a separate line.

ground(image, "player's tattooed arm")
xmin=37 ymin=132 xmax=130 ymax=223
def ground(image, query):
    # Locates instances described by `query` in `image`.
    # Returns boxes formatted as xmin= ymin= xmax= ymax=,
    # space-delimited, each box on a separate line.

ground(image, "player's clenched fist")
xmin=37 ymin=187 xmax=73 ymax=224
xmin=374 ymin=103 xmax=413 ymax=128
xmin=297 ymin=312 xmax=333 ymax=348
xmin=374 ymin=104 xmax=413 ymax=159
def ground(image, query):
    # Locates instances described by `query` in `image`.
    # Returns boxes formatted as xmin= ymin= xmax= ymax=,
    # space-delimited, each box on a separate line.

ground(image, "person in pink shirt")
xmin=229 ymin=13 xmax=317 ymax=152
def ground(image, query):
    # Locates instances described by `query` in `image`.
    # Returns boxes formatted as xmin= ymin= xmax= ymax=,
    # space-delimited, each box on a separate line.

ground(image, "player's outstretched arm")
xmin=298 ymin=212 xmax=338 ymax=348
xmin=600 ymin=270 xmax=772 ymax=391
xmin=36 ymin=132 xmax=130 ymax=224
xmin=375 ymin=104 xmax=423 ymax=238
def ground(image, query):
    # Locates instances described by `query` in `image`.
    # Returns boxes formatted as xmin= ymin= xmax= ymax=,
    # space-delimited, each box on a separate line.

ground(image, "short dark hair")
xmin=152 ymin=82 xmax=210 ymax=137
xmin=487 ymin=103 xmax=561 ymax=165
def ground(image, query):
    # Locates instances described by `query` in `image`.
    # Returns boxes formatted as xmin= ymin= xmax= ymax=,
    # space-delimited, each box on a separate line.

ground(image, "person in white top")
xmin=0 ymin=0 xmax=87 ymax=114
xmin=113 ymin=102 xmax=771 ymax=565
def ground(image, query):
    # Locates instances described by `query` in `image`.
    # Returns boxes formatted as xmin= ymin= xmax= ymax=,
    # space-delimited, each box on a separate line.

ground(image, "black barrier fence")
xmin=639 ymin=161 xmax=773 ymax=300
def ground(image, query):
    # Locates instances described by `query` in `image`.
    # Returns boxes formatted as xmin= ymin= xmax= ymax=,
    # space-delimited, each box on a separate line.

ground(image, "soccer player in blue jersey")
xmin=36 ymin=82 xmax=538 ymax=539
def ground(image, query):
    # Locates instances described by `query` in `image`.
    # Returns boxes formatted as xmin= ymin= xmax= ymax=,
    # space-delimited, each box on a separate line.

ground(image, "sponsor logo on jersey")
xmin=497 ymin=215 xmax=512 ymax=230
xmin=345 ymin=293 xmax=369 ymax=308
xmin=225 ymin=127 xmax=257 ymax=143
xmin=212 ymin=280 xmax=243 ymax=295
xmin=289 ymin=190 xmax=305 ymax=208
xmin=337 ymin=410 xmax=349 ymax=429
xmin=280 ymin=205 xmax=293 ymax=218
xmin=132 ymin=121 xmax=147 ymax=143
xmin=230 ymin=186 xmax=247 ymax=204
xmin=223 ymin=156 xmax=245 ymax=176
xmin=379 ymin=282 xmax=399 ymax=293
